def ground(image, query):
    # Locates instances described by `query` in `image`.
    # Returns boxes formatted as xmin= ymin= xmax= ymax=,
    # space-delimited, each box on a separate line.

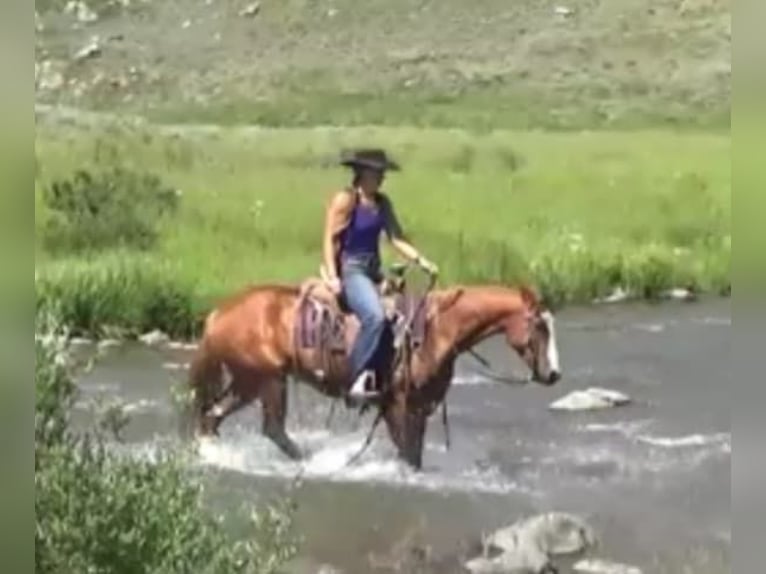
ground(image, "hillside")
xmin=35 ymin=0 xmax=730 ymax=129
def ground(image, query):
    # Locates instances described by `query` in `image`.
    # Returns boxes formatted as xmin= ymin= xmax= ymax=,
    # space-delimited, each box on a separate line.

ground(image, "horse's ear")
xmin=429 ymin=287 xmax=464 ymax=320
xmin=519 ymin=285 xmax=541 ymax=311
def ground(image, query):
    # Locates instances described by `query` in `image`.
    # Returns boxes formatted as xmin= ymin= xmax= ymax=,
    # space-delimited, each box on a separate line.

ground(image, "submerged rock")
xmin=574 ymin=558 xmax=643 ymax=574
xmin=549 ymin=388 xmax=631 ymax=412
xmin=465 ymin=512 xmax=596 ymax=573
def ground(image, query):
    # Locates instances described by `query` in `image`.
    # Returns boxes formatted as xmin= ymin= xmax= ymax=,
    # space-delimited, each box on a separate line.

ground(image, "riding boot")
xmin=348 ymin=369 xmax=380 ymax=400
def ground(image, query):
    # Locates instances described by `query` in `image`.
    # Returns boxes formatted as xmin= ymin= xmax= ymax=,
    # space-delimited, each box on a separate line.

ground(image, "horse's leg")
xmin=260 ymin=377 xmax=303 ymax=460
xmin=384 ymin=395 xmax=428 ymax=470
xmin=404 ymin=407 xmax=428 ymax=470
xmin=188 ymin=345 xmax=226 ymax=437
xmin=201 ymin=384 xmax=254 ymax=436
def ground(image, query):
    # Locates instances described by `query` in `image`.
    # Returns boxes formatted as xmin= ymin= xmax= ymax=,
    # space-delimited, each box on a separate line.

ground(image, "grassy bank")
xmin=35 ymin=119 xmax=730 ymax=336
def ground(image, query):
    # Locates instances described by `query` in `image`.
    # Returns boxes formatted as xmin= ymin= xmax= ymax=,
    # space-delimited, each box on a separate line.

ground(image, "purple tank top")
xmin=339 ymin=192 xmax=385 ymax=261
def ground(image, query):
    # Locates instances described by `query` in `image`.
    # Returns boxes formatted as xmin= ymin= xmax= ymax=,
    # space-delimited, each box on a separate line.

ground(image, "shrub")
xmin=35 ymin=311 xmax=300 ymax=574
xmin=41 ymin=167 xmax=179 ymax=255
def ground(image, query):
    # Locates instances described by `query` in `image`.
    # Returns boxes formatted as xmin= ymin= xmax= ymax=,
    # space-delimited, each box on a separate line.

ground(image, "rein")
xmin=465 ymin=347 xmax=531 ymax=385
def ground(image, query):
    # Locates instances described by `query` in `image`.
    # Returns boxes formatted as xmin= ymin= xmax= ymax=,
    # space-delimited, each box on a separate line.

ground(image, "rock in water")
xmin=593 ymin=286 xmax=630 ymax=304
xmin=97 ymin=338 xmax=121 ymax=351
xmin=549 ymin=388 xmax=631 ymax=412
xmin=139 ymin=329 xmax=170 ymax=347
xmin=574 ymin=558 xmax=643 ymax=574
xmin=465 ymin=512 xmax=597 ymax=573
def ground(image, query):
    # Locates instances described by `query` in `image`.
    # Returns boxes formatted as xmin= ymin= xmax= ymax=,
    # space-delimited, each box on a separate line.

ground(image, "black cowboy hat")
xmin=339 ymin=148 xmax=401 ymax=172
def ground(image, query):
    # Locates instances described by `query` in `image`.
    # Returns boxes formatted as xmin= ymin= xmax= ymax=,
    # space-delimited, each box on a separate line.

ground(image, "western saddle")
xmin=293 ymin=263 xmax=429 ymax=390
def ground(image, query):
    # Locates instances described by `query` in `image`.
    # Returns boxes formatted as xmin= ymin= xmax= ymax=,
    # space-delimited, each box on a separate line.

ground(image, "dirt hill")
xmin=35 ymin=0 xmax=731 ymax=128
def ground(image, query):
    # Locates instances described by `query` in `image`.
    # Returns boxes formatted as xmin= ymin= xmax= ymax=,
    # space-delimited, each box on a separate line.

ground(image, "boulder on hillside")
xmin=65 ymin=0 xmax=99 ymax=23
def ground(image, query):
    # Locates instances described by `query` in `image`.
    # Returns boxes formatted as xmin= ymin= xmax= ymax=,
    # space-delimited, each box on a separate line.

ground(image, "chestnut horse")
xmin=187 ymin=281 xmax=562 ymax=469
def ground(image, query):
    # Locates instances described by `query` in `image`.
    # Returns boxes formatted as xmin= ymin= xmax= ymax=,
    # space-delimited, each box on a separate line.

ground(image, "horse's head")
xmin=504 ymin=287 xmax=562 ymax=386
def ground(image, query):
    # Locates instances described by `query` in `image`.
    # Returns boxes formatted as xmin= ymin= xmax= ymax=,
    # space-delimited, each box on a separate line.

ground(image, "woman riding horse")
xmin=322 ymin=149 xmax=438 ymax=400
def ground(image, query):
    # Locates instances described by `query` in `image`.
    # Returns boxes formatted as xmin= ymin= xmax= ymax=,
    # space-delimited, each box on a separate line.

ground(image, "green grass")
xmin=36 ymin=0 xmax=730 ymax=131
xmin=147 ymin=88 xmax=731 ymax=133
xmin=35 ymin=119 xmax=730 ymax=336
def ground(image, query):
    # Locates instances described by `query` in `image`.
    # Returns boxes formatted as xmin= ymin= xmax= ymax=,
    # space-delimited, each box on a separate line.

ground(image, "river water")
xmin=73 ymin=298 xmax=730 ymax=573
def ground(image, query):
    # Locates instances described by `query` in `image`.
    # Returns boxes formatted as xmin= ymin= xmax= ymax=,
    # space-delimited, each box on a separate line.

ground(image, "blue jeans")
xmin=341 ymin=262 xmax=387 ymax=381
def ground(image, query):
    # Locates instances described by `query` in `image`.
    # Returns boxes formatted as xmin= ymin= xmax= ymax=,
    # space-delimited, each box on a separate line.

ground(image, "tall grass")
xmin=35 ymin=122 xmax=730 ymax=335
xmin=36 ymin=256 xmax=203 ymax=338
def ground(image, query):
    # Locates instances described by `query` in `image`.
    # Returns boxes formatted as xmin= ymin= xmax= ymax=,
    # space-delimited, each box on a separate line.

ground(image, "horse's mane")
xmin=518 ymin=284 xmax=542 ymax=310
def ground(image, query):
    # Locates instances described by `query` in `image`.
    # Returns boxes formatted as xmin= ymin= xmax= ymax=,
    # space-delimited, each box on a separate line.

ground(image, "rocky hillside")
xmin=35 ymin=0 xmax=731 ymax=128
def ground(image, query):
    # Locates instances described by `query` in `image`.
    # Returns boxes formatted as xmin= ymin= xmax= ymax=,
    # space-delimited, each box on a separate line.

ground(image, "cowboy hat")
xmin=339 ymin=148 xmax=401 ymax=172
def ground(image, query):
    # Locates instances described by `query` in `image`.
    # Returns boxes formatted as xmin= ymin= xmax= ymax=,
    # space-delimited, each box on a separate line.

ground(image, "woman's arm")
xmin=323 ymin=190 xmax=354 ymax=282
xmin=381 ymin=195 xmax=438 ymax=274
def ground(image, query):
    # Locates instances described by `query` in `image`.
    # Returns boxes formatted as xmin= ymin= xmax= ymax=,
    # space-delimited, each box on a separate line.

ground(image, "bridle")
xmin=465 ymin=306 xmax=543 ymax=385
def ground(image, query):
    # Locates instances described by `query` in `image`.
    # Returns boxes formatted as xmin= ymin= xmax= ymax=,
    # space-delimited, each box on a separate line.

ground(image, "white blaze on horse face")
xmin=541 ymin=311 xmax=561 ymax=373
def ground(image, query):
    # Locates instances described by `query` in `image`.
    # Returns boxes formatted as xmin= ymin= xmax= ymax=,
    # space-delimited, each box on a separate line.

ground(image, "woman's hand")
xmin=416 ymin=256 xmax=439 ymax=277
xmin=320 ymin=264 xmax=343 ymax=295
xmin=326 ymin=277 xmax=343 ymax=295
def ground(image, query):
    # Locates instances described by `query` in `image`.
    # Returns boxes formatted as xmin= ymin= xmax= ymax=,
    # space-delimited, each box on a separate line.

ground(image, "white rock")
xmin=465 ymin=512 xmax=597 ymax=574
xmin=554 ymin=5 xmax=574 ymax=17
xmin=97 ymin=338 xmax=121 ymax=350
xmin=36 ymin=60 xmax=65 ymax=91
xmin=660 ymin=287 xmax=696 ymax=301
xmin=549 ymin=388 xmax=631 ymax=412
xmin=65 ymin=0 xmax=99 ymax=23
xmin=239 ymin=2 xmax=260 ymax=17
xmin=593 ymin=286 xmax=630 ymax=304
xmin=74 ymin=37 xmax=102 ymax=61
xmin=139 ymin=329 xmax=170 ymax=347
xmin=574 ymin=558 xmax=643 ymax=574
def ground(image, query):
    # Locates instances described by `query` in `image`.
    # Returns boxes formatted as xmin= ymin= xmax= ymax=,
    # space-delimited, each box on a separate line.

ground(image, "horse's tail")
xmin=181 ymin=313 xmax=224 ymax=438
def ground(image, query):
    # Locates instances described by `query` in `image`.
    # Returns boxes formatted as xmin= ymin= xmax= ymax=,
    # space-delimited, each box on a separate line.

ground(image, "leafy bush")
xmin=41 ymin=167 xmax=179 ymax=254
xmin=35 ymin=311 xmax=300 ymax=574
